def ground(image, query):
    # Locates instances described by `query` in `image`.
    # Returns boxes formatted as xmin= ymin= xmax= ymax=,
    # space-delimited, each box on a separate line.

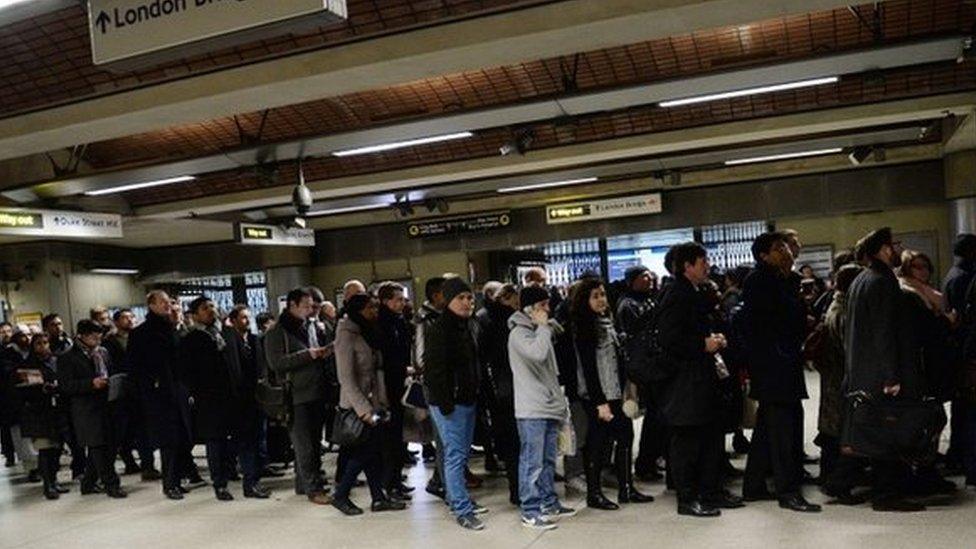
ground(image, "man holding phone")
xmin=265 ymin=287 xmax=334 ymax=505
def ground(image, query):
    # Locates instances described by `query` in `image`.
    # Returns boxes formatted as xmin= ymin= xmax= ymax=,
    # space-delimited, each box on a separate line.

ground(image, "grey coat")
xmin=335 ymin=318 xmax=388 ymax=418
xmin=507 ymin=311 xmax=567 ymax=421
xmin=264 ymin=316 xmax=328 ymax=405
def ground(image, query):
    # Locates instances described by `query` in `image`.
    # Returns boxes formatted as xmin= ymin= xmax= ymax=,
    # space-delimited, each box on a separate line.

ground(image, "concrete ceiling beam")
xmin=0 ymin=0 xmax=855 ymax=162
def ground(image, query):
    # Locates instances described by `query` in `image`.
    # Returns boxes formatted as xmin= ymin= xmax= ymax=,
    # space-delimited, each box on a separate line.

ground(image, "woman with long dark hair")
xmin=570 ymin=277 xmax=653 ymax=510
xmin=332 ymin=293 xmax=407 ymax=515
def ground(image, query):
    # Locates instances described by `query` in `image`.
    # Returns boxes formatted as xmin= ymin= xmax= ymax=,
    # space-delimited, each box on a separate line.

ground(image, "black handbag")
xmin=841 ymin=391 xmax=946 ymax=464
xmin=329 ymin=407 xmax=367 ymax=447
xmin=401 ymin=378 xmax=428 ymax=410
xmin=254 ymin=330 xmax=294 ymax=424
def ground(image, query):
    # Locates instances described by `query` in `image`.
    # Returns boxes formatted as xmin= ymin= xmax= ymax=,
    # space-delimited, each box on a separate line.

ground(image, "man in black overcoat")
xmin=741 ymin=232 xmax=820 ymax=512
xmin=128 ymin=289 xmax=194 ymax=500
xmin=57 ymin=320 xmax=127 ymax=498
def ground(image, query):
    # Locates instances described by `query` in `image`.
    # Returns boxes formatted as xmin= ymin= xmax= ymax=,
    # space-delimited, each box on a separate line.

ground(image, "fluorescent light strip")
xmin=497 ymin=177 xmax=599 ymax=194
xmin=306 ymin=204 xmax=389 ymax=217
xmin=90 ymin=268 xmax=139 ymax=275
xmin=724 ymin=147 xmax=844 ymax=166
xmin=332 ymin=132 xmax=474 ymax=157
xmin=84 ymin=176 xmax=196 ymax=196
xmin=0 ymin=0 xmax=32 ymax=9
xmin=658 ymin=76 xmax=839 ymax=108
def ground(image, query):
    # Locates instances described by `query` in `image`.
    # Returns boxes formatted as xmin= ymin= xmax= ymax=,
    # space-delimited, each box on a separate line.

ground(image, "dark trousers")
xmin=491 ymin=400 xmax=520 ymax=502
xmin=82 ymin=445 xmax=120 ymax=490
xmin=290 ymin=399 xmax=326 ymax=495
xmin=816 ymin=433 xmax=840 ymax=481
xmin=160 ymin=440 xmax=194 ymax=491
xmin=381 ymin=402 xmax=406 ymax=490
xmin=744 ymin=400 xmax=804 ymax=497
xmin=1 ymin=425 xmax=14 ymax=463
xmin=669 ymin=424 xmax=723 ymax=503
xmin=112 ymin=399 xmax=153 ymax=470
xmin=206 ymin=438 xmax=233 ymax=489
xmin=635 ymin=392 xmax=667 ymax=476
xmin=63 ymin=423 xmax=87 ymax=477
xmin=946 ymin=398 xmax=968 ymax=467
xmin=334 ymin=427 xmax=385 ymax=503
xmin=583 ymin=400 xmax=633 ymax=483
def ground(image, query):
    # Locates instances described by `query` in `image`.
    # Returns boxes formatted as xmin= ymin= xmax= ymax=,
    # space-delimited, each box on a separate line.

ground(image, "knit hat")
xmin=519 ymin=286 xmax=549 ymax=309
xmin=442 ymin=277 xmax=473 ymax=304
xmin=624 ymin=265 xmax=650 ymax=286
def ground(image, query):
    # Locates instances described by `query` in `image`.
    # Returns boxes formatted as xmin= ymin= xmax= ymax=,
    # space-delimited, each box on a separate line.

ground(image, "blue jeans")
xmin=516 ymin=418 xmax=561 ymax=518
xmin=430 ymin=404 xmax=476 ymax=517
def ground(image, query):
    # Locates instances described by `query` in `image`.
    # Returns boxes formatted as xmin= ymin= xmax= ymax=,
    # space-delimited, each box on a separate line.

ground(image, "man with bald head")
xmin=128 ymin=290 xmax=193 ymax=500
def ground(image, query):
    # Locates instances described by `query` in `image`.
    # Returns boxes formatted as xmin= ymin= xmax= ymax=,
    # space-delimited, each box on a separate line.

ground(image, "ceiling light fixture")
xmin=89 ymin=268 xmax=139 ymax=275
xmin=84 ymin=175 xmax=196 ymax=196
xmin=497 ymin=177 xmax=598 ymax=194
xmin=305 ymin=204 xmax=389 ymax=217
xmin=658 ymin=76 xmax=839 ymax=108
xmin=0 ymin=0 xmax=32 ymax=9
xmin=724 ymin=148 xmax=843 ymax=166
xmin=331 ymin=132 xmax=474 ymax=157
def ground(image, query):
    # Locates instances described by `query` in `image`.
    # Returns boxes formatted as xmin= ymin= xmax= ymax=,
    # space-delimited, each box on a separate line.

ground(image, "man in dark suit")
xmin=741 ymin=232 xmax=821 ymax=513
xmin=658 ymin=243 xmax=742 ymax=517
xmin=223 ymin=304 xmax=270 ymax=498
xmin=128 ymin=290 xmax=194 ymax=500
xmin=57 ymin=320 xmax=127 ymax=498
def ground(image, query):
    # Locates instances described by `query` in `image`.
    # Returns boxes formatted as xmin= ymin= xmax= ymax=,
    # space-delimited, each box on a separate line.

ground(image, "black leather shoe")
xmin=618 ymin=485 xmax=655 ymax=503
xmin=397 ymin=483 xmax=415 ymax=493
xmin=389 ymin=487 xmax=412 ymax=502
xmin=106 ymin=487 xmax=128 ymax=499
xmin=704 ymin=492 xmax=745 ymax=509
xmin=871 ymin=497 xmax=925 ymax=512
xmin=778 ymin=494 xmax=821 ymax=513
xmin=742 ymin=489 xmax=777 ymax=502
xmin=214 ymin=487 xmax=234 ymax=501
xmin=164 ymin=487 xmax=184 ymax=500
xmin=80 ymin=484 xmax=103 ymax=496
xmin=332 ymin=497 xmax=363 ymax=516
xmin=244 ymin=485 xmax=271 ymax=499
xmin=677 ymin=500 xmax=721 ymax=517
xmin=371 ymin=499 xmax=407 ymax=512
xmin=44 ymin=487 xmax=61 ymax=500
xmin=586 ymin=494 xmax=620 ymax=511
xmin=822 ymin=485 xmax=867 ymax=506
xmin=426 ymin=484 xmax=446 ymax=500
xmin=141 ymin=468 xmax=162 ymax=482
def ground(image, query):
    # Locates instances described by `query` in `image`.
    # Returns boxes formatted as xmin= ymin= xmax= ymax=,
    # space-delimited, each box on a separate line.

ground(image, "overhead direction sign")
xmin=407 ymin=211 xmax=511 ymax=238
xmin=236 ymin=222 xmax=315 ymax=247
xmin=546 ymin=193 xmax=663 ymax=225
xmin=88 ymin=0 xmax=348 ymax=68
xmin=0 ymin=209 xmax=123 ymax=238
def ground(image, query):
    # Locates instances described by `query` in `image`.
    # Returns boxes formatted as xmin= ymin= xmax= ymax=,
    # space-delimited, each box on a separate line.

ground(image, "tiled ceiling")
xmin=125 ymin=60 xmax=974 ymax=206
xmin=3 ymin=0 xmax=973 ymax=210
xmin=0 ymin=0 xmax=551 ymax=117
xmin=80 ymin=0 xmax=973 ymax=171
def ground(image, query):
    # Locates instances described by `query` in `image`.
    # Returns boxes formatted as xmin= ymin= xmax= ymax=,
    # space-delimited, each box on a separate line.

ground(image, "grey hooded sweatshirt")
xmin=507 ymin=310 xmax=568 ymax=421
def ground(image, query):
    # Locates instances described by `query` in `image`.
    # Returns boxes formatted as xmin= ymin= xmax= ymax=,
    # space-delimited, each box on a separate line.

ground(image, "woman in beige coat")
xmin=332 ymin=293 xmax=406 ymax=516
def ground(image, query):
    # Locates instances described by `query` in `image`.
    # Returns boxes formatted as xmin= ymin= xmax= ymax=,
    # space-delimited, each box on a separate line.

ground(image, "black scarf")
xmin=278 ymin=310 xmax=310 ymax=347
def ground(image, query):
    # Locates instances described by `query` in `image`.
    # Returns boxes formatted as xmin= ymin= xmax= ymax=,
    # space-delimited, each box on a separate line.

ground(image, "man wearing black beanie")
xmin=424 ymin=277 xmax=488 ymax=530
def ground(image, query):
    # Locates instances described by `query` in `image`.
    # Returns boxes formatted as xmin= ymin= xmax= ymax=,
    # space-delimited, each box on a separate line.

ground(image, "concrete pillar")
xmin=265 ymin=265 xmax=312 ymax=314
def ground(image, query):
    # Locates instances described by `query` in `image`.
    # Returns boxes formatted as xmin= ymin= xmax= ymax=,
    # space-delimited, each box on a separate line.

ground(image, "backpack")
xmin=621 ymin=308 xmax=670 ymax=386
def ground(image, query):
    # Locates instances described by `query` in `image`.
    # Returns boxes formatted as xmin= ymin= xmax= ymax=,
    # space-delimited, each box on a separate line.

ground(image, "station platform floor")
xmin=2 ymin=373 xmax=975 ymax=549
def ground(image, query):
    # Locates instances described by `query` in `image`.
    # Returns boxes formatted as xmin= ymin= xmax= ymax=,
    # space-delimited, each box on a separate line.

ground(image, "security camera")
xmin=292 ymin=183 xmax=312 ymax=216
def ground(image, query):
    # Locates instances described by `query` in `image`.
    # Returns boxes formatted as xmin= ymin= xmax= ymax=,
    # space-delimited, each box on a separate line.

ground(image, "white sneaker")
xmin=521 ymin=515 xmax=558 ymax=530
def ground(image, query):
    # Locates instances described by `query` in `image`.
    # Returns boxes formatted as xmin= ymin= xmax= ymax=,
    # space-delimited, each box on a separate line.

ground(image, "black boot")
xmin=40 ymin=450 xmax=60 ymax=500
xmin=586 ymin=458 xmax=619 ymax=511
xmin=616 ymin=448 xmax=654 ymax=504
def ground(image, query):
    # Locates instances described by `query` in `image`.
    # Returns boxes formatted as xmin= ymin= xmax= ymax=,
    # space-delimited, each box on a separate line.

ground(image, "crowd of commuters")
xmin=2 ymin=226 xmax=975 ymax=530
